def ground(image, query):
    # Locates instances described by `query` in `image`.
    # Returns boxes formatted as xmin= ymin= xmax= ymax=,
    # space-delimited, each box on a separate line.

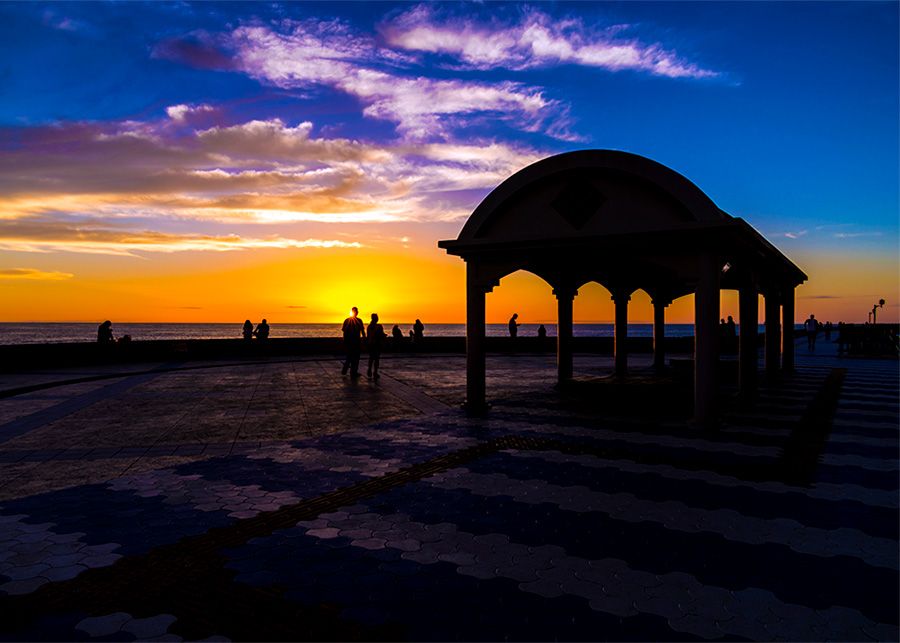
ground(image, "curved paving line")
xmin=0 ymin=435 xmax=544 ymax=640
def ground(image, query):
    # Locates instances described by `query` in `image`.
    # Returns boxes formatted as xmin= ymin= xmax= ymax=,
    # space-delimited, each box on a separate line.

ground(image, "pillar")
xmin=652 ymin=299 xmax=669 ymax=371
xmin=694 ymin=255 xmax=720 ymax=427
xmin=555 ymin=287 xmax=576 ymax=383
xmin=738 ymin=286 xmax=758 ymax=401
xmin=764 ymin=290 xmax=781 ymax=378
xmin=464 ymin=262 xmax=488 ymax=414
xmin=782 ymin=287 xmax=795 ymax=372
xmin=613 ymin=292 xmax=630 ymax=377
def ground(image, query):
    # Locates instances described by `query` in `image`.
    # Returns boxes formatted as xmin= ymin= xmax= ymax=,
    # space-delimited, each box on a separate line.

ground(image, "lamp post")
xmin=872 ymin=299 xmax=885 ymax=325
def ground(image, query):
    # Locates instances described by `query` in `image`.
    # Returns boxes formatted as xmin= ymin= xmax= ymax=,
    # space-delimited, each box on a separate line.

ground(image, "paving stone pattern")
xmin=0 ymin=350 xmax=897 ymax=641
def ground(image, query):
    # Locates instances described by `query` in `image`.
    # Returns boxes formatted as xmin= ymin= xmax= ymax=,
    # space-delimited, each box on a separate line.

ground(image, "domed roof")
xmin=457 ymin=149 xmax=728 ymax=242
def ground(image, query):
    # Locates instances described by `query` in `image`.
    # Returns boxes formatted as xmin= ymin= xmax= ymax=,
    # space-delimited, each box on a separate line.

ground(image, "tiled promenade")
xmin=0 ymin=343 xmax=897 ymax=641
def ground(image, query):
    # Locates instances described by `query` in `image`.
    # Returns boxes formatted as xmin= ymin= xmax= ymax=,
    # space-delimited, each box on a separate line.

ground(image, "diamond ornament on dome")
xmin=551 ymin=179 xmax=607 ymax=230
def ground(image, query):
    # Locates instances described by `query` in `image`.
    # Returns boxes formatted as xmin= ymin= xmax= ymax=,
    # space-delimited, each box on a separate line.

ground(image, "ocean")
xmin=0 ymin=322 xmax=773 ymax=346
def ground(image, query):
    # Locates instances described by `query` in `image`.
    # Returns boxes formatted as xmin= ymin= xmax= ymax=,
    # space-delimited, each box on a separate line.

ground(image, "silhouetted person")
xmin=97 ymin=320 xmax=114 ymax=344
xmin=824 ymin=321 xmax=833 ymax=341
xmin=725 ymin=315 xmax=737 ymax=353
xmin=242 ymin=320 xmax=253 ymax=341
xmin=367 ymin=313 xmax=386 ymax=379
xmin=805 ymin=314 xmax=817 ymax=351
xmin=508 ymin=313 xmax=520 ymax=338
xmin=537 ymin=324 xmax=547 ymax=339
xmin=412 ymin=319 xmax=424 ymax=342
xmin=392 ymin=324 xmax=403 ymax=342
xmin=254 ymin=319 xmax=270 ymax=341
xmin=342 ymin=307 xmax=365 ymax=377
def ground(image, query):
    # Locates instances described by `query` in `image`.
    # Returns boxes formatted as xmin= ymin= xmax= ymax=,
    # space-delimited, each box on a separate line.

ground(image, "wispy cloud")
xmin=834 ymin=231 xmax=883 ymax=239
xmin=166 ymin=103 xmax=215 ymax=123
xmin=0 ymin=216 xmax=362 ymax=256
xmin=226 ymin=21 xmax=575 ymax=140
xmin=0 ymin=267 xmax=74 ymax=280
xmin=0 ymin=115 xmax=542 ymax=238
xmin=42 ymin=9 xmax=94 ymax=34
xmin=771 ymin=229 xmax=808 ymax=239
xmin=152 ymin=32 xmax=237 ymax=71
xmin=157 ymin=8 xmax=720 ymax=141
xmin=380 ymin=5 xmax=720 ymax=79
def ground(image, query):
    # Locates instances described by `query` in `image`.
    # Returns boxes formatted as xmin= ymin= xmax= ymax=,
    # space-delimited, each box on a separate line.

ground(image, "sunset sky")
xmin=0 ymin=1 xmax=897 ymax=325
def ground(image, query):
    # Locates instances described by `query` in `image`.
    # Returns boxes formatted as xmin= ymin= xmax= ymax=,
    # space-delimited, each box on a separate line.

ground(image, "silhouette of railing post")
xmin=764 ymin=290 xmax=781 ymax=379
xmin=612 ymin=290 xmax=631 ymax=378
xmin=694 ymin=254 xmax=721 ymax=428
xmin=554 ymin=287 xmax=576 ymax=383
xmin=782 ymin=286 xmax=795 ymax=372
xmin=738 ymin=285 xmax=759 ymax=403
xmin=652 ymin=298 xmax=670 ymax=371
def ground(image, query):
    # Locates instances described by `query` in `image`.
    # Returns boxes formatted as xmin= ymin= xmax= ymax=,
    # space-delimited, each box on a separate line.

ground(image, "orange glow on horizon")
xmin=1 ymin=243 xmax=897 ymax=325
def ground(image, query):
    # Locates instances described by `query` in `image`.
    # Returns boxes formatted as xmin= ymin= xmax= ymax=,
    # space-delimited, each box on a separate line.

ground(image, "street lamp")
xmin=872 ymin=299 xmax=885 ymax=325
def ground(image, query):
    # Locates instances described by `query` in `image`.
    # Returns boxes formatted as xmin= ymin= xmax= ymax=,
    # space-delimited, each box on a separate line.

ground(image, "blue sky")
xmin=0 ymin=1 xmax=896 ymax=320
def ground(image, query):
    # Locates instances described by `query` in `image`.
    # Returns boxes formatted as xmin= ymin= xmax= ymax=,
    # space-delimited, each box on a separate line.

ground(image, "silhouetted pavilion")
xmin=438 ymin=150 xmax=807 ymax=426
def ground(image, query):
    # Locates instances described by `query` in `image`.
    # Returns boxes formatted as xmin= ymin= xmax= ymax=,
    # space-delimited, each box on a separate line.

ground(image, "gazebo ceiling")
xmin=439 ymin=150 xmax=807 ymax=294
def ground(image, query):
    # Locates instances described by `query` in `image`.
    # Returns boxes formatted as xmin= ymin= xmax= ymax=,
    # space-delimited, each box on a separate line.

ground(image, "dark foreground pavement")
xmin=0 ymin=349 xmax=897 ymax=641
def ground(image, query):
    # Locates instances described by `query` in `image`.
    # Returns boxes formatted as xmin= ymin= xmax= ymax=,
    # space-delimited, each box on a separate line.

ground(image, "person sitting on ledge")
xmin=537 ymin=324 xmax=547 ymax=340
xmin=242 ymin=319 xmax=253 ymax=341
xmin=97 ymin=320 xmax=114 ymax=344
xmin=254 ymin=318 xmax=270 ymax=341
xmin=412 ymin=319 xmax=424 ymax=342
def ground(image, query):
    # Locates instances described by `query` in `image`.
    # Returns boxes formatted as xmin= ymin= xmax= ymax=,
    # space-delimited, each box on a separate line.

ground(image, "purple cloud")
xmin=226 ymin=21 xmax=578 ymax=140
xmin=380 ymin=5 xmax=720 ymax=79
xmin=152 ymin=34 xmax=237 ymax=71
xmin=0 ymin=111 xmax=545 ymax=254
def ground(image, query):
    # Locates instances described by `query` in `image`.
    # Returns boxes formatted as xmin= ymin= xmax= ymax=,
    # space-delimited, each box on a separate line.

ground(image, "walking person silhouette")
xmin=367 ymin=313 xmax=386 ymax=379
xmin=342 ymin=307 xmax=365 ymax=377
xmin=805 ymin=314 xmax=818 ymax=351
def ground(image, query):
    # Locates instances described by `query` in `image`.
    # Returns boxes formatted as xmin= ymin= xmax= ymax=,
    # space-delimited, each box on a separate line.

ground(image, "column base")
xmin=739 ymin=391 xmax=758 ymax=410
xmin=689 ymin=415 xmax=720 ymax=431
xmin=462 ymin=400 xmax=491 ymax=416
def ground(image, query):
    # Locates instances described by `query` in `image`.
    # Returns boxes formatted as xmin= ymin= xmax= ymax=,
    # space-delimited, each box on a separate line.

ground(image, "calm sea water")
xmin=0 ymin=322 xmax=772 ymax=345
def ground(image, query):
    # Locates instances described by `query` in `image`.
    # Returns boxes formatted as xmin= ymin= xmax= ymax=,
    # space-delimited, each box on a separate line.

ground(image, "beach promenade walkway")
xmin=0 ymin=344 xmax=897 ymax=641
